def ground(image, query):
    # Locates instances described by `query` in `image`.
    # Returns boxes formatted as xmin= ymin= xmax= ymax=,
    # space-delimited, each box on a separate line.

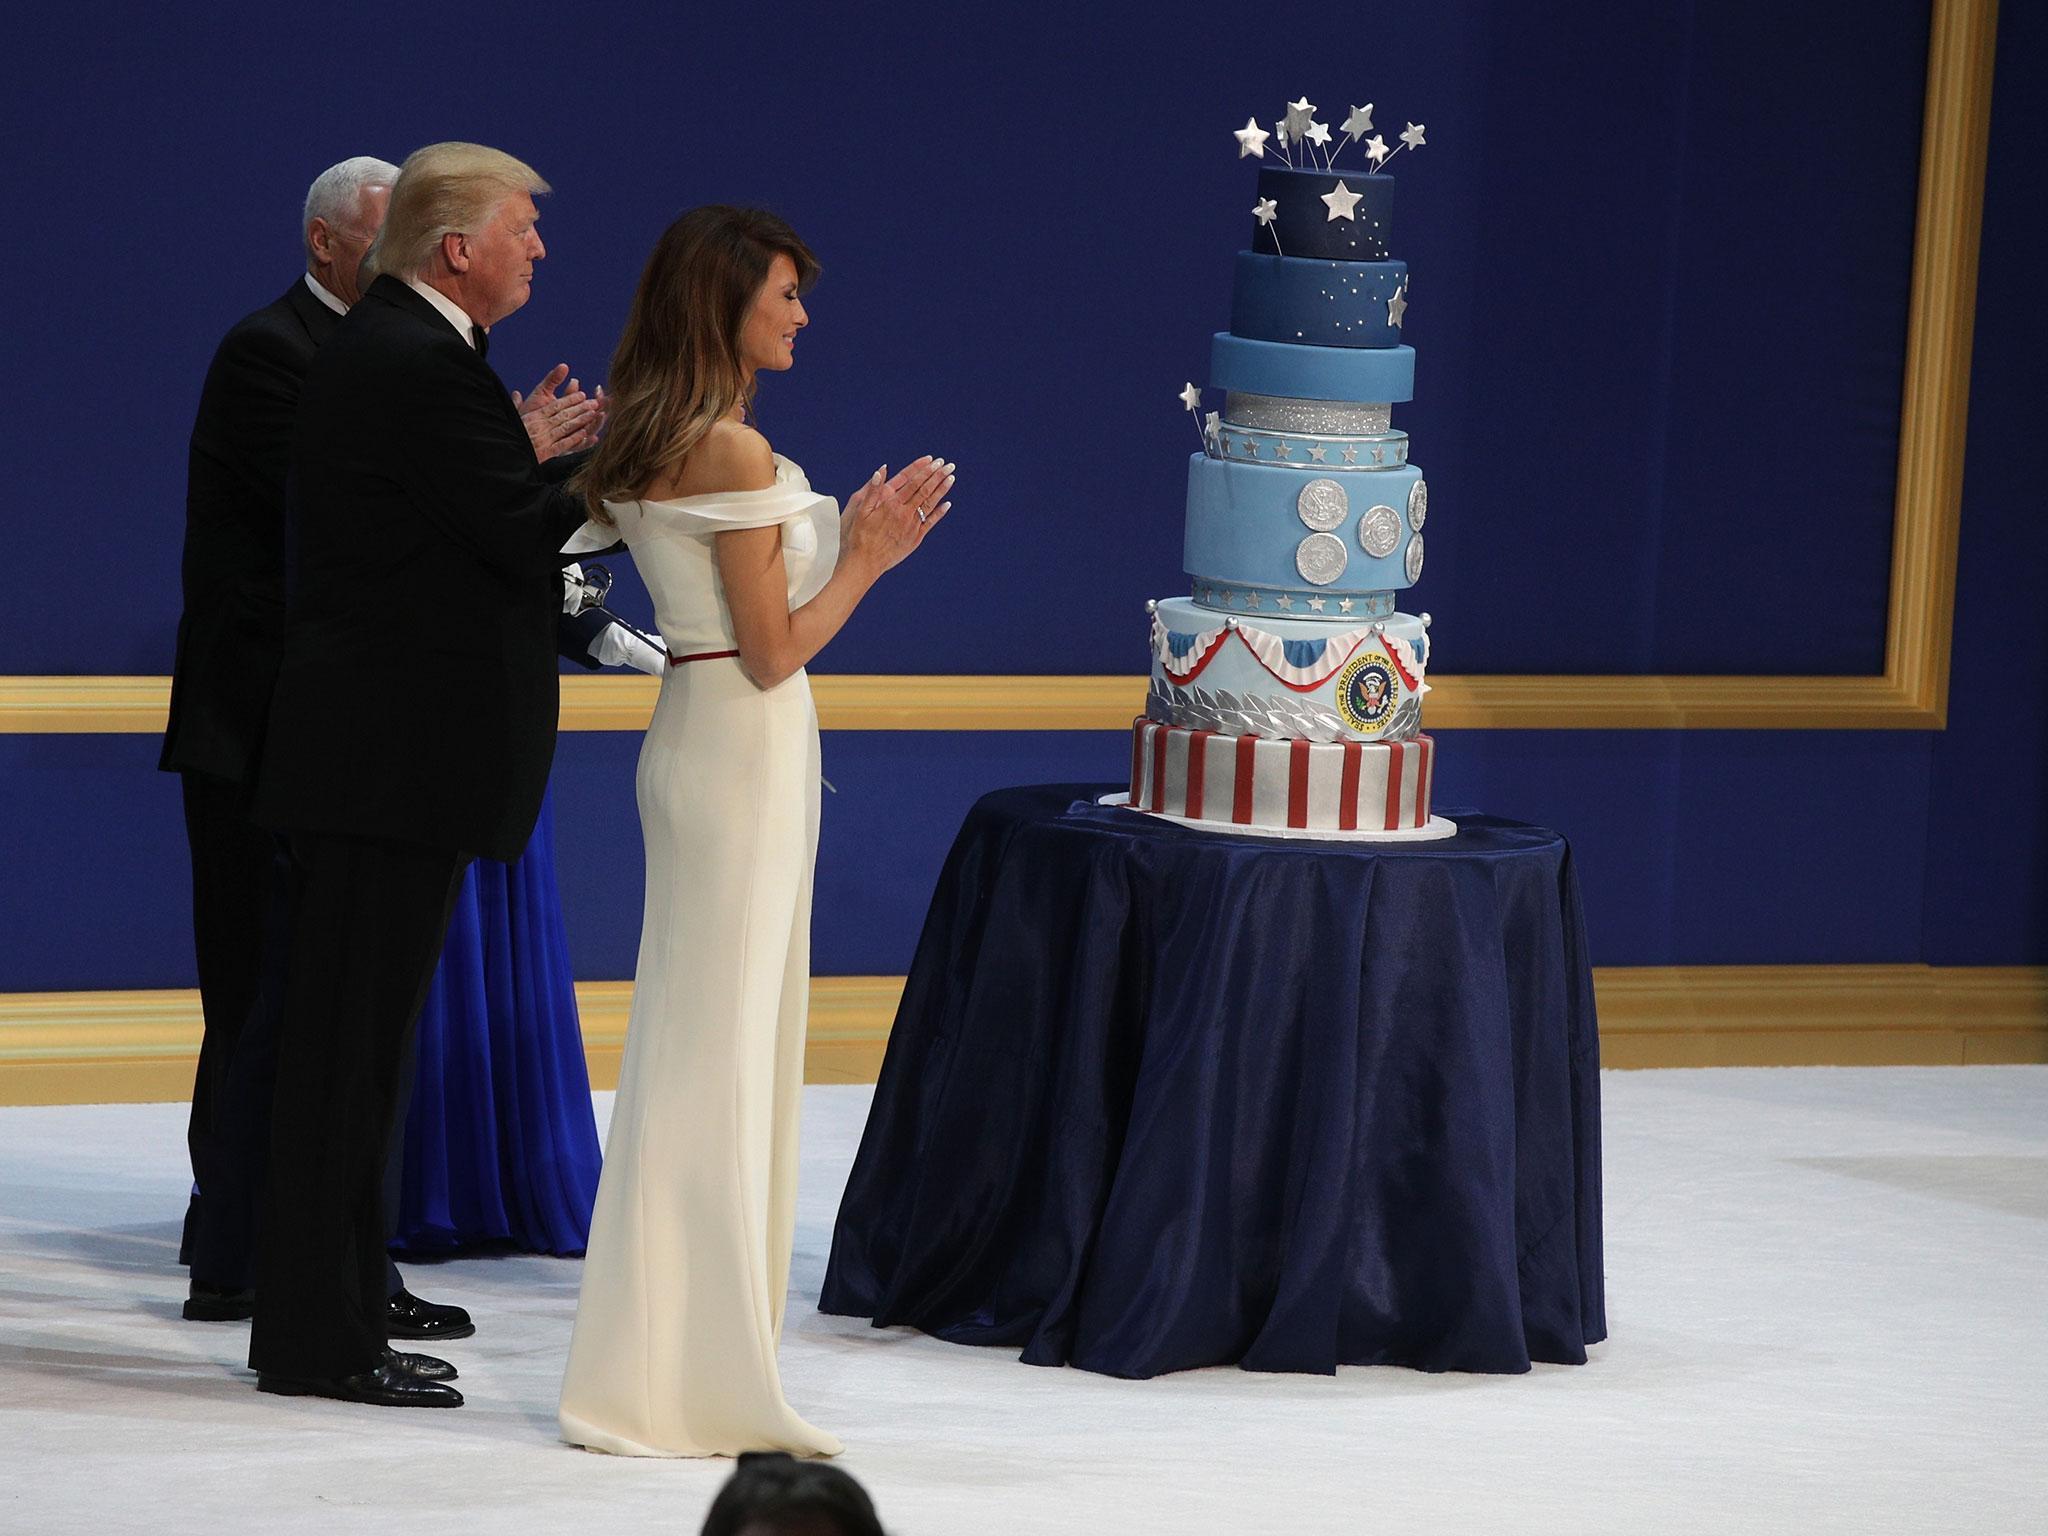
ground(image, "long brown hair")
xmin=576 ymin=206 xmax=820 ymax=521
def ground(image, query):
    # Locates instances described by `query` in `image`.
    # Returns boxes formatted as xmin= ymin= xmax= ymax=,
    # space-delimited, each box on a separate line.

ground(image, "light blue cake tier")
xmin=1230 ymin=254 xmax=1408 ymax=349
xmin=1149 ymin=596 xmax=1432 ymax=743
xmin=1210 ymin=424 xmax=1409 ymax=470
xmin=1209 ymin=333 xmax=1416 ymax=402
xmin=1182 ymin=452 xmax=1427 ymax=603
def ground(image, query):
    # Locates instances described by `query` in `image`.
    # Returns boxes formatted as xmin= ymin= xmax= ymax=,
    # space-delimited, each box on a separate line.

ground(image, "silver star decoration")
xmin=1308 ymin=596 xmax=1327 ymax=612
xmin=1341 ymin=444 xmax=1359 ymax=464
xmin=1283 ymin=97 xmax=1316 ymax=139
xmin=1341 ymin=104 xmax=1374 ymax=140
xmin=1240 ymin=438 xmax=1258 ymax=457
xmin=1371 ymin=445 xmax=1386 ymax=464
xmin=1364 ymin=134 xmax=1390 ymax=166
xmin=1305 ymin=120 xmax=1332 ymax=148
xmin=1338 ymin=598 xmax=1355 ymax=613
xmin=1233 ymin=118 xmax=1271 ymax=159
xmin=1179 ymin=382 xmax=1202 ymax=413
xmin=1274 ymin=118 xmax=1291 ymax=149
xmin=1321 ymin=181 xmax=1363 ymax=221
xmin=1205 ymin=410 xmax=1221 ymax=437
xmin=1273 ymin=440 xmax=1293 ymax=459
xmin=1276 ymin=594 xmax=1294 ymax=611
xmin=1387 ymin=282 xmax=1408 ymax=328
xmin=1252 ymin=196 xmax=1279 ymax=226
xmin=1222 ymin=590 xmax=1236 ymax=607
xmin=1308 ymin=443 xmax=1328 ymax=462
xmin=1400 ymin=122 xmax=1426 ymax=151
xmin=1246 ymin=591 xmax=1263 ymax=609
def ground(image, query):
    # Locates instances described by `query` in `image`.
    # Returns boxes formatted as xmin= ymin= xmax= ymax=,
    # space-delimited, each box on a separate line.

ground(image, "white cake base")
xmin=1098 ymin=794 xmax=1458 ymax=844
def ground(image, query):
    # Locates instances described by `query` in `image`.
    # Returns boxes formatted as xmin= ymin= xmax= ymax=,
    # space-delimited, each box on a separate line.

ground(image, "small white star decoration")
xmin=1179 ymin=382 xmax=1203 ymax=412
xmin=1387 ymin=280 xmax=1408 ymax=328
xmin=1233 ymin=118 xmax=1270 ymax=159
xmin=1321 ymin=180 xmax=1363 ymax=221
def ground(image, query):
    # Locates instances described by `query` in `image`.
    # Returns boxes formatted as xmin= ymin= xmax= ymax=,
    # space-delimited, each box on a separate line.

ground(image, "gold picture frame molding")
xmin=1 ymin=964 xmax=2041 ymax=1106
xmin=0 ymin=0 xmax=1994 ymax=737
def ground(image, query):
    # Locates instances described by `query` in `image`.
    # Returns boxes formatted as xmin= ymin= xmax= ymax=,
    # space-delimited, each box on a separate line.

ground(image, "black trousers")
xmin=180 ymin=777 xmax=413 ymax=1298
xmin=179 ymin=770 xmax=287 ymax=1282
xmin=247 ymin=830 xmax=468 ymax=1380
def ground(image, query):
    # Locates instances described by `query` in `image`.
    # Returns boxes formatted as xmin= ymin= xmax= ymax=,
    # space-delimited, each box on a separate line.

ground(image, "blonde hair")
xmin=363 ymin=141 xmax=550 ymax=283
xmin=575 ymin=206 xmax=819 ymax=523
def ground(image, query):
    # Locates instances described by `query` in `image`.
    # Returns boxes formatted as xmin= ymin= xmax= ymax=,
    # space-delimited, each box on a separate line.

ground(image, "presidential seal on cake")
xmin=1118 ymin=97 xmax=1453 ymax=840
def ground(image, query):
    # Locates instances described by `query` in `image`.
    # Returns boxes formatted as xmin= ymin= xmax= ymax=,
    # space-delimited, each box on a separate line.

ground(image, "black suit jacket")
xmin=161 ymin=280 xmax=340 ymax=782
xmin=253 ymin=275 xmax=590 ymax=862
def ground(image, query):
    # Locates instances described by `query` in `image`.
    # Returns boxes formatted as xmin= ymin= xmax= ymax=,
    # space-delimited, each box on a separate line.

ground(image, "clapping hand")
xmin=514 ymin=364 xmax=608 ymax=462
xmin=842 ymin=456 xmax=955 ymax=577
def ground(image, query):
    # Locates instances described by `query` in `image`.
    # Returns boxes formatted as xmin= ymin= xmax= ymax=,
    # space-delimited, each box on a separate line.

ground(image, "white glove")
xmin=594 ymin=622 xmax=668 ymax=676
xmin=561 ymin=562 xmax=587 ymax=614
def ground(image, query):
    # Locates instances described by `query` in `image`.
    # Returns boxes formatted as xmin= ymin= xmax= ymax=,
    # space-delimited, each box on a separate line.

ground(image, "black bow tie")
xmin=471 ymin=325 xmax=489 ymax=358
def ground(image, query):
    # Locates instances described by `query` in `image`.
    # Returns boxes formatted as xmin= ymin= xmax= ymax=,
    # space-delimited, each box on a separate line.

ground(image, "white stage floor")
xmin=2 ymin=1068 xmax=2044 ymax=1535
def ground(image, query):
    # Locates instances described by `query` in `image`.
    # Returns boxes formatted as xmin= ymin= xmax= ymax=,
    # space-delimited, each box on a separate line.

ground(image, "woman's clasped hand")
xmin=841 ymin=455 xmax=955 ymax=575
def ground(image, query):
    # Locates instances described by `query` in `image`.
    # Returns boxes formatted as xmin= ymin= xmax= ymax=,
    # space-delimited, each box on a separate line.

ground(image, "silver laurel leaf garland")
xmin=1151 ymin=678 xmax=1352 ymax=742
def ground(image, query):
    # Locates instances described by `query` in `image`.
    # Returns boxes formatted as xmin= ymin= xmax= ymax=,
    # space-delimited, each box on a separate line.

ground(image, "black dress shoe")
xmin=257 ymin=1360 xmax=463 ymax=1408
xmin=383 ymin=1346 xmax=458 ymax=1382
xmin=386 ymin=1287 xmax=475 ymax=1341
xmin=183 ymin=1280 xmax=255 ymax=1322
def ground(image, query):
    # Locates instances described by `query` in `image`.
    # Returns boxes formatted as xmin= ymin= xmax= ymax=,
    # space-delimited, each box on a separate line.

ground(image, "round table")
xmin=820 ymin=784 xmax=1606 ymax=1377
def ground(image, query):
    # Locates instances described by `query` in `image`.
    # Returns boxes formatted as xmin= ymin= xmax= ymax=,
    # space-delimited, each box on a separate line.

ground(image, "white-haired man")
xmin=248 ymin=143 xmax=611 ymax=1408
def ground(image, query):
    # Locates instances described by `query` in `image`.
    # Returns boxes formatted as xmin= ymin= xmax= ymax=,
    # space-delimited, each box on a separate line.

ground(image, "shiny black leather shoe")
xmin=383 ymin=1346 xmax=458 ymax=1382
xmin=182 ymin=1280 xmax=255 ymax=1322
xmin=386 ymin=1287 xmax=475 ymax=1341
xmin=257 ymin=1360 xmax=463 ymax=1408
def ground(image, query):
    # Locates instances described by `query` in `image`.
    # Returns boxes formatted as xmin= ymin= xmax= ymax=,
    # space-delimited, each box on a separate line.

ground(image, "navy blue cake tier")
xmin=1231 ymin=253 xmax=1408 ymax=349
xmin=1251 ymin=167 xmax=1395 ymax=260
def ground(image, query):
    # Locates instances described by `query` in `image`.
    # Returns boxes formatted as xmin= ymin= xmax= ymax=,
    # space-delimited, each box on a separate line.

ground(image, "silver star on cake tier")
xmin=1359 ymin=503 xmax=1402 ymax=558
xmin=1295 ymin=532 xmax=1349 ymax=586
xmin=1308 ymin=443 xmax=1328 ymax=462
xmin=1408 ymin=478 xmax=1429 ymax=530
xmin=1321 ymin=181 xmax=1364 ymax=221
xmin=1387 ymin=282 xmax=1408 ymax=328
xmin=1308 ymin=596 xmax=1327 ymax=612
xmin=1296 ymin=478 xmax=1349 ymax=531
xmin=1341 ymin=104 xmax=1374 ymax=141
xmin=1405 ymin=532 xmax=1426 ymax=583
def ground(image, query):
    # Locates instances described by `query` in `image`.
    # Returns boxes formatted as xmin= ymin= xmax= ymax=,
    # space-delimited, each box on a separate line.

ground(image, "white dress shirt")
xmin=406 ymin=278 xmax=480 ymax=348
xmin=303 ymin=271 xmax=348 ymax=316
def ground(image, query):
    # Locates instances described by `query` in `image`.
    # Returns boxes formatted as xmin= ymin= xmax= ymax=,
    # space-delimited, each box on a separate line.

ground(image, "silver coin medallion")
xmin=1404 ymin=532 xmax=1425 ymax=584
xmin=1296 ymin=477 xmax=1349 ymax=531
xmin=1408 ymin=477 xmax=1429 ymax=530
xmin=1295 ymin=532 xmax=1349 ymax=587
xmin=1358 ymin=503 xmax=1402 ymax=559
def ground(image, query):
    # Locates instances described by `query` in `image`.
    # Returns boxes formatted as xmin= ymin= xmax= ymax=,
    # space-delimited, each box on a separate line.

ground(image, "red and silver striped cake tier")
xmin=1128 ymin=716 xmax=1436 ymax=833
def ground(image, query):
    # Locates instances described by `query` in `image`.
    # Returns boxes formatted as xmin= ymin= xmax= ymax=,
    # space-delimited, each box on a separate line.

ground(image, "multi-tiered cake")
xmin=1126 ymin=103 xmax=1452 ymax=840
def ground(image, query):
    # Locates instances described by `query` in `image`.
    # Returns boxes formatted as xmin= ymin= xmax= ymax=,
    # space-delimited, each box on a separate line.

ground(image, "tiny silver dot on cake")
xmin=1359 ymin=503 xmax=1402 ymax=558
xmin=1408 ymin=477 xmax=1428 ymax=530
xmin=1295 ymin=532 xmax=1349 ymax=586
xmin=1405 ymin=532 xmax=1425 ymax=584
xmin=1296 ymin=478 xmax=1348 ymax=530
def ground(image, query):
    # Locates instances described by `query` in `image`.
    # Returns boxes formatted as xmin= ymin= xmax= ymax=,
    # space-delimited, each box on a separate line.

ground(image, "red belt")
xmin=667 ymin=647 xmax=741 ymax=667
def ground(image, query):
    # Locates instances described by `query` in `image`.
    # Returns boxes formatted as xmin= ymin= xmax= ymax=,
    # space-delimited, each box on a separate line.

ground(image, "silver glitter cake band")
xmin=1222 ymin=392 xmax=1392 ymax=435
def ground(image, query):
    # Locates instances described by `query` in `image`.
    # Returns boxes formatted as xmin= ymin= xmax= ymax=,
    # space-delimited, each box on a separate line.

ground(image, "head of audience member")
xmin=302 ymin=155 xmax=398 ymax=307
xmin=364 ymin=141 xmax=551 ymax=329
xmin=574 ymin=204 xmax=819 ymax=519
xmin=699 ymin=1452 xmax=885 ymax=1536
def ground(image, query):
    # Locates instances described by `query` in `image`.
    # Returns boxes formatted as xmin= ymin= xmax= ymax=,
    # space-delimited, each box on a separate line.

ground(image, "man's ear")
xmin=306 ymin=218 xmax=332 ymax=267
xmin=442 ymin=231 xmax=472 ymax=274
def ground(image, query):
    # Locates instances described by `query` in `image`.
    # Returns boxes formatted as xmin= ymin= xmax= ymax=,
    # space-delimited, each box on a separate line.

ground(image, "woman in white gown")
xmin=557 ymin=207 xmax=954 ymax=1458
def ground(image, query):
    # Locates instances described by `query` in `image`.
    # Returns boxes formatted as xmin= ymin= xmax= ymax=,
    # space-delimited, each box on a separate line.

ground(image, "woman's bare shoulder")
xmin=661 ymin=419 xmax=776 ymax=498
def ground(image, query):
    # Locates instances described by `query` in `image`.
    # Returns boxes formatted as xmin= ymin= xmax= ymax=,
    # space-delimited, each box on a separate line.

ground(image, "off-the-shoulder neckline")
xmin=607 ymin=454 xmax=803 ymax=512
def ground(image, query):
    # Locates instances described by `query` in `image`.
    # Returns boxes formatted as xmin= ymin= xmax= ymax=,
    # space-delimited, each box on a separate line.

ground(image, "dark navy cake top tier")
xmin=1251 ymin=168 xmax=1395 ymax=262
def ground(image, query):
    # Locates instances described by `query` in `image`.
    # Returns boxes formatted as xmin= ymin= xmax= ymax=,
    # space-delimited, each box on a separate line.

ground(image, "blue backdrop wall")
xmin=0 ymin=0 xmax=2040 ymax=989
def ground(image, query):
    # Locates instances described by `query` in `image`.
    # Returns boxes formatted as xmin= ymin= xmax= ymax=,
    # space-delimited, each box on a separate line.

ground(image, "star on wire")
xmin=1179 ymin=382 xmax=1203 ymax=412
xmin=1233 ymin=118 xmax=1271 ymax=159
xmin=1321 ymin=180 xmax=1363 ymax=221
xmin=1283 ymin=97 xmax=1317 ymax=139
xmin=1252 ymin=196 xmax=1282 ymax=255
xmin=1400 ymin=122 xmax=1427 ymax=150
xmin=1341 ymin=104 xmax=1374 ymax=142
xmin=1364 ymin=134 xmax=1390 ymax=167
xmin=1305 ymin=121 xmax=1332 ymax=148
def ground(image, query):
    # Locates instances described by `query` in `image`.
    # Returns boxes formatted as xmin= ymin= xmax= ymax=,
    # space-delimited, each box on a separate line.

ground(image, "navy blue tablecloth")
xmin=820 ymin=784 xmax=1605 ymax=1377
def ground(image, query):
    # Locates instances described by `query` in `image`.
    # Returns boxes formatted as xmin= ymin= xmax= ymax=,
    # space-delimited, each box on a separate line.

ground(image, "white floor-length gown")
xmin=559 ymin=455 xmax=842 ymax=1458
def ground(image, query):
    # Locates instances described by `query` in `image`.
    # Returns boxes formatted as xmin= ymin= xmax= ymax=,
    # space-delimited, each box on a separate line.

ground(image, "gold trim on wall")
xmin=1 ymin=965 xmax=2041 ymax=1107
xmin=0 ymin=0 xmax=1995 ymax=737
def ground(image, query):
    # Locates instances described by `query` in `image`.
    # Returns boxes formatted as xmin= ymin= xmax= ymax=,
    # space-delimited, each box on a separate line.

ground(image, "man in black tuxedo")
xmin=164 ymin=158 xmax=611 ymax=1340
xmin=248 ymin=142 xmax=598 ymax=1407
